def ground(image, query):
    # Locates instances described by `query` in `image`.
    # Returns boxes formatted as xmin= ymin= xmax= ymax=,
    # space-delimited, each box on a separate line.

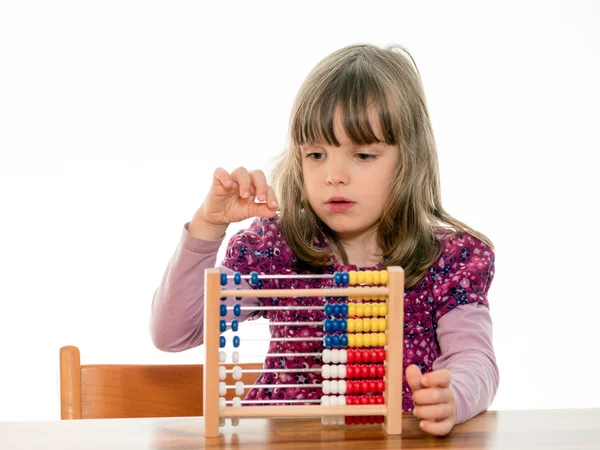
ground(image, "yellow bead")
xmin=348 ymin=302 xmax=356 ymax=317
xmin=379 ymin=303 xmax=387 ymax=316
xmin=370 ymin=317 xmax=379 ymax=332
xmin=357 ymin=271 xmax=365 ymax=285
xmin=364 ymin=270 xmax=373 ymax=285
xmin=362 ymin=318 xmax=371 ymax=333
xmin=378 ymin=333 xmax=386 ymax=346
xmin=380 ymin=270 xmax=388 ymax=285
xmin=355 ymin=303 xmax=364 ymax=317
xmin=372 ymin=270 xmax=380 ymax=285
xmin=364 ymin=303 xmax=372 ymax=317
xmin=347 ymin=318 xmax=355 ymax=333
xmin=379 ymin=318 xmax=387 ymax=331
xmin=348 ymin=334 xmax=355 ymax=347
xmin=349 ymin=270 xmax=357 ymax=285
xmin=379 ymin=294 xmax=386 ymax=301
xmin=363 ymin=333 xmax=371 ymax=348
xmin=355 ymin=319 xmax=363 ymax=333
xmin=355 ymin=334 xmax=364 ymax=348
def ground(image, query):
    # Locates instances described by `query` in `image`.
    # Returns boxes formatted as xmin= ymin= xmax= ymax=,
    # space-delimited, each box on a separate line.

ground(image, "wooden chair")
xmin=59 ymin=345 xmax=263 ymax=419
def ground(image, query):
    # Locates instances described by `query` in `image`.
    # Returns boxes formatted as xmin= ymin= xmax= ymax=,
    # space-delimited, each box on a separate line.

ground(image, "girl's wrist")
xmin=188 ymin=213 xmax=228 ymax=241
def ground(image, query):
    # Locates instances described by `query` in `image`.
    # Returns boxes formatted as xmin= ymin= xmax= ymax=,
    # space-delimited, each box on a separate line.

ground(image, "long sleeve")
xmin=150 ymin=223 xmax=259 ymax=352
xmin=432 ymin=303 xmax=499 ymax=424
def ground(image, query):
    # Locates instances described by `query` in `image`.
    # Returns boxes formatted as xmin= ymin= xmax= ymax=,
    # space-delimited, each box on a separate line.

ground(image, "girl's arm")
xmin=150 ymin=223 xmax=259 ymax=352
xmin=432 ymin=302 xmax=499 ymax=424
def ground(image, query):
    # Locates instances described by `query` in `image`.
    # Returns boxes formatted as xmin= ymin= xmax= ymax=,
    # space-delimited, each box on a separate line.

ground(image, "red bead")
xmin=347 ymin=381 xmax=354 ymax=394
xmin=376 ymin=395 xmax=385 ymax=404
xmin=369 ymin=416 xmax=376 ymax=424
xmin=361 ymin=349 xmax=369 ymax=363
xmin=361 ymin=381 xmax=369 ymax=394
xmin=376 ymin=416 xmax=384 ymax=424
xmin=369 ymin=365 xmax=377 ymax=378
xmin=376 ymin=380 xmax=385 ymax=393
xmin=361 ymin=416 xmax=368 ymax=424
xmin=347 ymin=349 xmax=355 ymax=363
xmin=378 ymin=349 xmax=386 ymax=362
xmin=368 ymin=396 xmax=376 ymax=404
xmin=376 ymin=365 xmax=385 ymax=378
xmin=361 ymin=365 xmax=369 ymax=379
xmin=369 ymin=381 xmax=376 ymax=393
xmin=355 ymin=350 xmax=363 ymax=364
xmin=346 ymin=365 xmax=354 ymax=379
xmin=345 ymin=416 xmax=353 ymax=425
xmin=353 ymin=416 xmax=361 ymax=424
xmin=361 ymin=396 xmax=369 ymax=405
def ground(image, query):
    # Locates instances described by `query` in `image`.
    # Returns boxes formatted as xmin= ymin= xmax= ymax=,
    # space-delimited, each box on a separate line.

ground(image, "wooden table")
xmin=1 ymin=409 xmax=599 ymax=449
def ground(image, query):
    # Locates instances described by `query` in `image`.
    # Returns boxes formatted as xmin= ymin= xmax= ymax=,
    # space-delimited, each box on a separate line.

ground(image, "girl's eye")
xmin=306 ymin=152 xmax=325 ymax=160
xmin=356 ymin=153 xmax=376 ymax=161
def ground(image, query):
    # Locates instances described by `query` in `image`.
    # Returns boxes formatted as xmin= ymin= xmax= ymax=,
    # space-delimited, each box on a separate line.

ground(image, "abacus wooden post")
xmin=384 ymin=266 xmax=404 ymax=435
xmin=204 ymin=268 xmax=221 ymax=438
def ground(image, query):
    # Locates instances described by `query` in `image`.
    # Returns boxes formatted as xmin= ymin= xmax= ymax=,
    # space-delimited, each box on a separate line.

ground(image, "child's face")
xmin=300 ymin=109 xmax=399 ymax=242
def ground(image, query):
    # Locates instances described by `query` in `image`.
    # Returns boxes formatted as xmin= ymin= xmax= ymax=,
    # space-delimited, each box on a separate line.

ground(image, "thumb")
xmin=405 ymin=364 xmax=424 ymax=392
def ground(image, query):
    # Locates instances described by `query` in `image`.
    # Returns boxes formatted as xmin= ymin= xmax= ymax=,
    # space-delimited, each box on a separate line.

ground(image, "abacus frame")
xmin=203 ymin=266 xmax=405 ymax=438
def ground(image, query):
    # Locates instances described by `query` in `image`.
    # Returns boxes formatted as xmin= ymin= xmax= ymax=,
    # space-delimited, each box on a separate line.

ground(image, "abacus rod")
xmin=220 ymin=287 xmax=389 ymax=298
xmin=223 ymin=368 xmax=322 ymax=374
xmin=229 ymin=306 xmax=325 ymax=311
xmin=225 ymin=321 xmax=324 ymax=326
xmin=224 ymin=399 xmax=321 ymax=405
xmin=220 ymin=405 xmax=387 ymax=418
xmin=228 ymin=383 xmax=324 ymax=389
xmin=226 ymin=274 xmax=335 ymax=280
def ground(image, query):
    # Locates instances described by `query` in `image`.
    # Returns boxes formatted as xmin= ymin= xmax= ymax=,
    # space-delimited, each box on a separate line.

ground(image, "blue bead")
xmin=323 ymin=335 xmax=333 ymax=348
xmin=333 ymin=272 xmax=342 ymax=285
xmin=341 ymin=304 xmax=349 ymax=316
xmin=233 ymin=336 xmax=240 ymax=348
xmin=339 ymin=319 xmax=347 ymax=332
xmin=340 ymin=335 xmax=348 ymax=347
xmin=220 ymin=304 xmax=227 ymax=317
xmin=332 ymin=335 xmax=340 ymax=347
xmin=220 ymin=336 xmax=226 ymax=348
xmin=234 ymin=272 xmax=242 ymax=285
xmin=233 ymin=304 xmax=241 ymax=317
xmin=331 ymin=320 xmax=340 ymax=332
xmin=341 ymin=272 xmax=349 ymax=285
xmin=220 ymin=273 xmax=227 ymax=286
xmin=220 ymin=296 xmax=226 ymax=301
xmin=250 ymin=271 xmax=259 ymax=286
xmin=332 ymin=304 xmax=341 ymax=316
xmin=220 ymin=320 xmax=227 ymax=332
xmin=235 ymin=288 xmax=242 ymax=300
xmin=323 ymin=319 xmax=331 ymax=333
xmin=231 ymin=320 xmax=239 ymax=332
xmin=324 ymin=303 xmax=333 ymax=316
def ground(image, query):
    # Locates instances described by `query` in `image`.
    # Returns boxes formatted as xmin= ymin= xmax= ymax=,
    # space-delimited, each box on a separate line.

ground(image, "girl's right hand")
xmin=189 ymin=167 xmax=279 ymax=240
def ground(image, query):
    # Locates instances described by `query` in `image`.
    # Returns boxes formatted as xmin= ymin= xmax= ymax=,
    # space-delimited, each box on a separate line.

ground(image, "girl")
xmin=151 ymin=43 xmax=498 ymax=437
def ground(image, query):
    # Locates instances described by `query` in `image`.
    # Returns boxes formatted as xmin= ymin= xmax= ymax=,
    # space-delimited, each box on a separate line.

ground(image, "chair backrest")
xmin=59 ymin=345 xmax=263 ymax=419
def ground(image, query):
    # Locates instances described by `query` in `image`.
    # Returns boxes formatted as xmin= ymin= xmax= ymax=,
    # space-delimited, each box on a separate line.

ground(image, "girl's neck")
xmin=335 ymin=228 xmax=383 ymax=268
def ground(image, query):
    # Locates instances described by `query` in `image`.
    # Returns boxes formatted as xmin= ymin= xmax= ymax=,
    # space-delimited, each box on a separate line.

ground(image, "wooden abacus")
xmin=203 ymin=266 xmax=404 ymax=438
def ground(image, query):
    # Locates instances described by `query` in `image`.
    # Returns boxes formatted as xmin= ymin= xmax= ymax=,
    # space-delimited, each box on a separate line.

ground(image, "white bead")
xmin=322 ymin=349 xmax=331 ymax=364
xmin=338 ymin=395 xmax=346 ymax=406
xmin=322 ymin=364 xmax=331 ymax=379
xmin=219 ymin=351 xmax=226 ymax=363
xmin=336 ymin=416 xmax=345 ymax=425
xmin=339 ymin=350 xmax=347 ymax=364
xmin=322 ymin=380 xmax=330 ymax=395
xmin=219 ymin=417 xmax=225 ymax=427
xmin=330 ymin=380 xmax=339 ymax=395
xmin=331 ymin=349 xmax=340 ymax=364
xmin=235 ymin=381 xmax=244 ymax=396
xmin=330 ymin=396 xmax=338 ymax=406
xmin=232 ymin=351 xmax=240 ymax=364
xmin=339 ymin=380 xmax=347 ymax=395
xmin=219 ymin=397 xmax=226 ymax=408
xmin=321 ymin=416 xmax=329 ymax=425
xmin=231 ymin=418 xmax=240 ymax=427
xmin=330 ymin=365 xmax=338 ymax=379
xmin=321 ymin=395 xmax=330 ymax=406
xmin=219 ymin=366 xmax=226 ymax=380
xmin=338 ymin=364 xmax=346 ymax=379
xmin=233 ymin=397 xmax=242 ymax=408
xmin=233 ymin=366 xmax=242 ymax=380
xmin=219 ymin=382 xmax=227 ymax=397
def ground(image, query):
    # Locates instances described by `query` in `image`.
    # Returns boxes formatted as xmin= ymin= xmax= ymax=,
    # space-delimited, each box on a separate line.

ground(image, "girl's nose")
xmin=325 ymin=160 xmax=349 ymax=186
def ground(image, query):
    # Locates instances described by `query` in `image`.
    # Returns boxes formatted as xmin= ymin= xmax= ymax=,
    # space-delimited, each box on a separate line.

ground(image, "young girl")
xmin=151 ymin=43 xmax=498 ymax=437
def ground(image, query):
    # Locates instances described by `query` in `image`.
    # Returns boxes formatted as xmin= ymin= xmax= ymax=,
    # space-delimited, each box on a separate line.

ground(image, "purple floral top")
xmin=220 ymin=218 xmax=495 ymax=411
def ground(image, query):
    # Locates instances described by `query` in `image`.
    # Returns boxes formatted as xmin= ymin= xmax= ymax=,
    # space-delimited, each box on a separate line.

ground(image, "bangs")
xmin=291 ymin=61 xmax=398 ymax=147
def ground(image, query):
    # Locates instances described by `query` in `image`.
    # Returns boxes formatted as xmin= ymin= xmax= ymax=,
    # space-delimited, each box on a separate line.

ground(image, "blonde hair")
xmin=272 ymin=44 xmax=493 ymax=287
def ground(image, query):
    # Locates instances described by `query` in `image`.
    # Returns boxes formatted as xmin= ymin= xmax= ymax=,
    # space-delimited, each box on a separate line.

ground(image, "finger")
xmin=230 ymin=167 xmax=253 ymax=198
xmin=412 ymin=387 xmax=454 ymax=406
xmin=248 ymin=202 xmax=278 ymax=219
xmin=266 ymin=185 xmax=278 ymax=209
xmin=419 ymin=418 xmax=454 ymax=437
xmin=413 ymin=402 xmax=453 ymax=421
xmin=405 ymin=364 xmax=424 ymax=392
xmin=213 ymin=167 xmax=233 ymax=188
xmin=422 ymin=369 xmax=451 ymax=388
xmin=249 ymin=170 xmax=269 ymax=202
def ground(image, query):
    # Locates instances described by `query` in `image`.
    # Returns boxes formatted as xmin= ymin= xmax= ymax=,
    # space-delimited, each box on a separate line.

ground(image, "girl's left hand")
xmin=406 ymin=364 xmax=456 ymax=436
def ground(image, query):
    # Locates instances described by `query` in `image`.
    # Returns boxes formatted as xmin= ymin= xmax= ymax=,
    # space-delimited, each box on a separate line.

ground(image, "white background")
xmin=1 ymin=1 xmax=598 ymax=421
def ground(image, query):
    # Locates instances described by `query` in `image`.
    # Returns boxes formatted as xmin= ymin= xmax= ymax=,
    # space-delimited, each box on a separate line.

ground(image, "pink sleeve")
xmin=150 ymin=223 xmax=259 ymax=352
xmin=432 ymin=302 xmax=499 ymax=424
